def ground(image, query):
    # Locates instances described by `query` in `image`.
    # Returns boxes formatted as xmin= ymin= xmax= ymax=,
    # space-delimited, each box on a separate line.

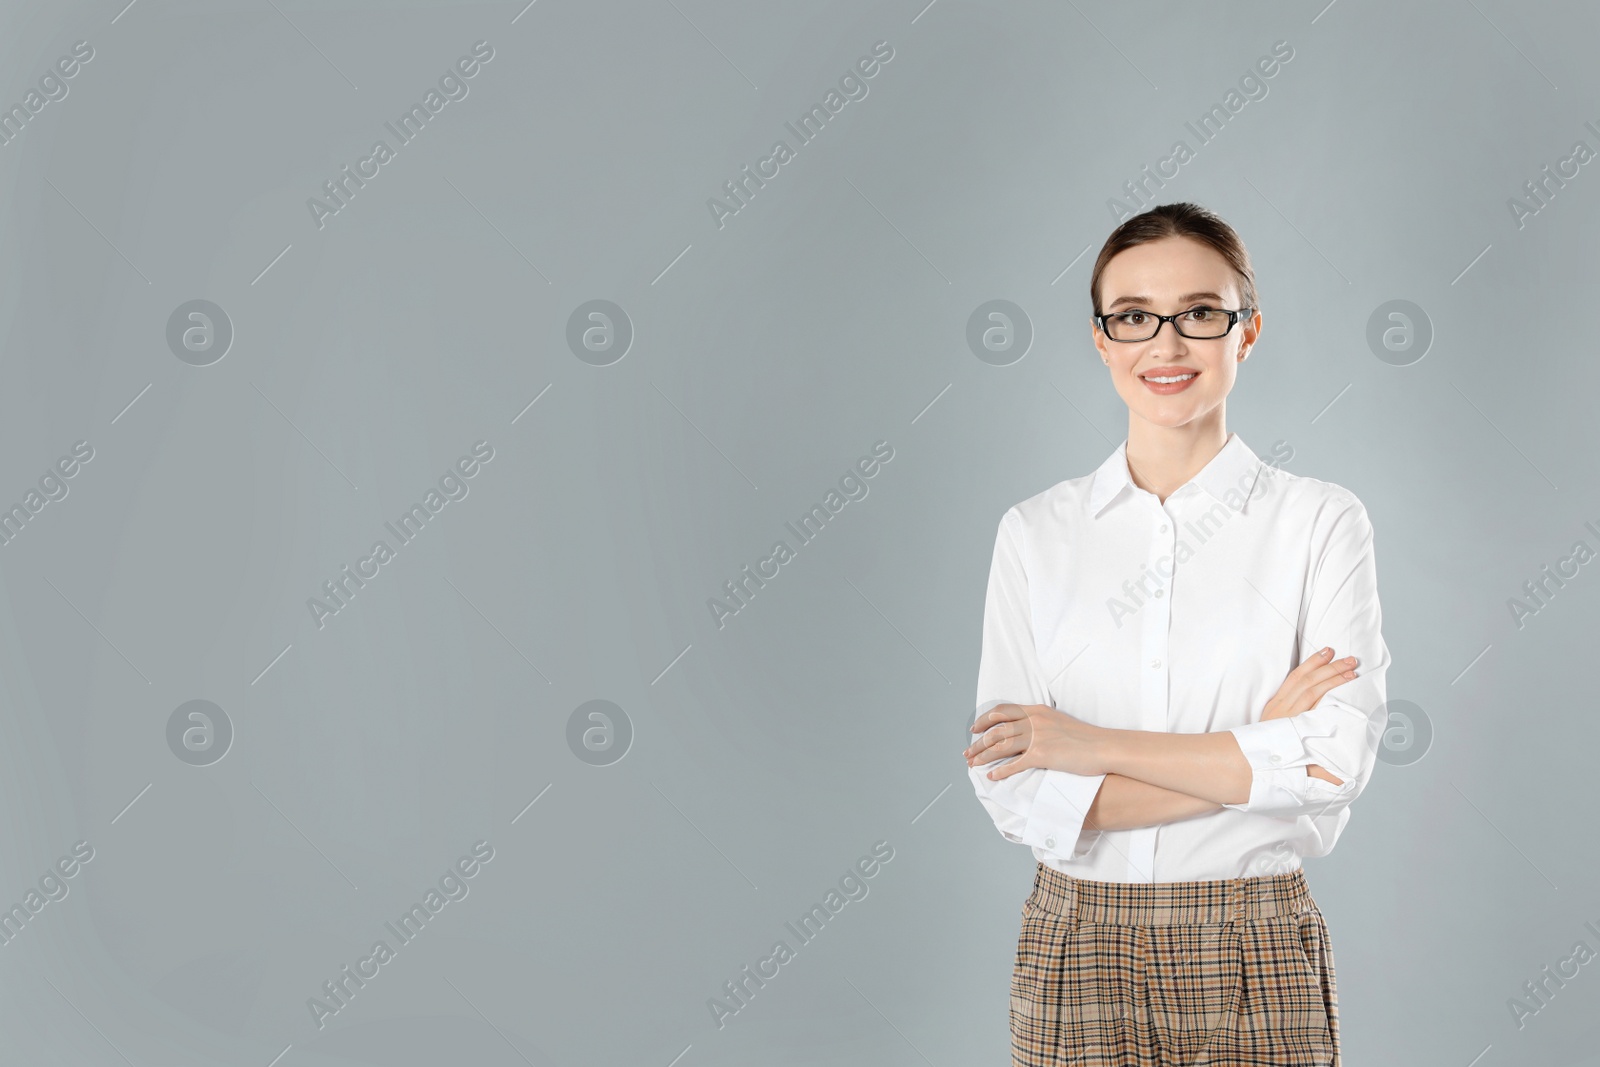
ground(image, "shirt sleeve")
xmin=1221 ymin=497 xmax=1391 ymax=831
xmin=969 ymin=507 xmax=1108 ymax=861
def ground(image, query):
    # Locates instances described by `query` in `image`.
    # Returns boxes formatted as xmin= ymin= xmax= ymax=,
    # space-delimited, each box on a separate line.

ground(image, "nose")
xmin=1145 ymin=316 xmax=1188 ymax=352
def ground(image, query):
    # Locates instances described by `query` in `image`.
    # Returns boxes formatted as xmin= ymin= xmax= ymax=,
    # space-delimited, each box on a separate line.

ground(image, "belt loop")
xmin=1293 ymin=866 xmax=1312 ymax=917
xmin=1064 ymin=875 xmax=1079 ymax=933
xmin=1229 ymin=876 xmax=1248 ymax=922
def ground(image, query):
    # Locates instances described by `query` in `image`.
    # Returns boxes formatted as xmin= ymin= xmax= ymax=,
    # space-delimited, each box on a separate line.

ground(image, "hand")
xmin=964 ymin=703 xmax=1106 ymax=780
xmin=1261 ymin=647 xmax=1357 ymax=786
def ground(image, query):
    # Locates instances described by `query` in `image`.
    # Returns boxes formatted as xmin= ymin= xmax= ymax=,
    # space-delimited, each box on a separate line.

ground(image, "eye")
xmin=1119 ymin=311 xmax=1149 ymax=325
xmin=1181 ymin=306 xmax=1218 ymax=321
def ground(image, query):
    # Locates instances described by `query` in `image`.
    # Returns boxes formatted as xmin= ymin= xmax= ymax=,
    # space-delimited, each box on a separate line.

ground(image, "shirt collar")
xmin=1089 ymin=432 xmax=1264 ymax=517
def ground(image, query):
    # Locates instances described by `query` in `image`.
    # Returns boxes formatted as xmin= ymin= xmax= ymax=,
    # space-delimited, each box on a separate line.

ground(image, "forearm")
xmin=1097 ymin=726 xmax=1253 ymax=807
xmin=1084 ymin=772 xmax=1223 ymax=832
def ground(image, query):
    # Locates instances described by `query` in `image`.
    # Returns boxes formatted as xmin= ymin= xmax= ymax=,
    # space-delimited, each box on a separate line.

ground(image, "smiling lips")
xmin=1139 ymin=367 xmax=1200 ymax=395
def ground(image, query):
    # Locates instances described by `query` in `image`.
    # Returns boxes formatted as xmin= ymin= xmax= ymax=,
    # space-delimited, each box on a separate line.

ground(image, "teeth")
xmin=1145 ymin=373 xmax=1196 ymax=384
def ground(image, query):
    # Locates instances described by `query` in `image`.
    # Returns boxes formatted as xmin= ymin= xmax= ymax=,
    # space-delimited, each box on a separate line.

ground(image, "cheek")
xmin=1205 ymin=360 xmax=1237 ymax=392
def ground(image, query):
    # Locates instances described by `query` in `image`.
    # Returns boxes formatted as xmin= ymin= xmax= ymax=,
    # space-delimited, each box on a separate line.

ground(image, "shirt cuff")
xmin=1022 ymin=771 xmax=1108 ymax=859
xmin=1221 ymin=764 xmax=1358 ymax=819
xmin=1223 ymin=718 xmax=1309 ymax=812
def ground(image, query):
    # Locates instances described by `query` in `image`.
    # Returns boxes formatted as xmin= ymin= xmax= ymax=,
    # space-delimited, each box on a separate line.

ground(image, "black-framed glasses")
xmin=1094 ymin=306 xmax=1254 ymax=342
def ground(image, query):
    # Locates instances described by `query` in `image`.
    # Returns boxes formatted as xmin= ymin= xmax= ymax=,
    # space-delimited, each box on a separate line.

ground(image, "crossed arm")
xmin=1084 ymin=735 xmax=1245 ymax=831
xmin=970 ymin=501 xmax=1390 ymax=850
xmin=972 ymin=718 xmax=1262 ymax=833
xmin=1086 ymin=771 xmax=1222 ymax=833
xmin=969 ymin=680 xmax=1360 ymax=834
xmin=1067 ymin=728 xmax=1317 ymax=833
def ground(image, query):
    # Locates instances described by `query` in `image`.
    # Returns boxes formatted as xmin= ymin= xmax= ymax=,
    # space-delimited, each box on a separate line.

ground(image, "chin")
xmin=1130 ymin=401 xmax=1205 ymax=428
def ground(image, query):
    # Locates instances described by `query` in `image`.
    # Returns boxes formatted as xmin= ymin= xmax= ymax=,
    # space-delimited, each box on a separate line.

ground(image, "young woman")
xmin=963 ymin=202 xmax=1389 ymax=1067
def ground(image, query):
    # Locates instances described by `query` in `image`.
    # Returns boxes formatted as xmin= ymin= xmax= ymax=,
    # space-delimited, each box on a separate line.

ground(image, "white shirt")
xmin=969 ymin=432 xmax=1391 ymax=882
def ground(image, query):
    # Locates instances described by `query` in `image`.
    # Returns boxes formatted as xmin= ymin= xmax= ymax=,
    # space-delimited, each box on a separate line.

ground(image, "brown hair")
xmin=1088 ymin=202 xmax=1258 ymax=318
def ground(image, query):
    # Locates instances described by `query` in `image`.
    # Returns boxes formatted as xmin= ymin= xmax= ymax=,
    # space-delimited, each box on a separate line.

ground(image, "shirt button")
xmin=1151 ymin=659 xmax=1162 ymax=669
xmin=1269 ymin=754 xmax=1282 ymax=763
xmin=1045 ymin=836 xmax=1056 ymax=849
xmin=1154 ymin=588 xmax=1165 ymax=598
xmin=1159 ymin=524 xmax=1169 ymax=533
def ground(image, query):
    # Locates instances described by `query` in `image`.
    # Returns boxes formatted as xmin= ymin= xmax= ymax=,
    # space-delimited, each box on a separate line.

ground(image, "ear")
xmin=1090 ymin=318 xmax=1109 ymax=364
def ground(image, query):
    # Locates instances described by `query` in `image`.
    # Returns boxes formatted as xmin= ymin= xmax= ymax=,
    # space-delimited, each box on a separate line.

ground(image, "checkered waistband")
xmin=1026 ymin=861 xmax=1317 ymax=926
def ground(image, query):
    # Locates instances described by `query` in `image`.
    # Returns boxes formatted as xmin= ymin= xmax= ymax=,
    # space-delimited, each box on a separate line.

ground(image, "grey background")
xmin=0 ymin=0 xmax=1592 ymax=1063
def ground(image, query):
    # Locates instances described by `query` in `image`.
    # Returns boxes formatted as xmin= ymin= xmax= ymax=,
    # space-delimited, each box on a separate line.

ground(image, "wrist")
xmin=1086 ymin=723 xmax=1123 ymax=776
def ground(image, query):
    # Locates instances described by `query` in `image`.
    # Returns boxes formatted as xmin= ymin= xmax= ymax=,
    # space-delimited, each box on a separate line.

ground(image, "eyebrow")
xmin=1105 ymin=291 xmax=1225 ymax=311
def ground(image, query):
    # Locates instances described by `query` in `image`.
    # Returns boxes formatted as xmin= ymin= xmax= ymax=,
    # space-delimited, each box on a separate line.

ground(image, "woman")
xmin=963 ymin=202 xmax=1390 ymax=1067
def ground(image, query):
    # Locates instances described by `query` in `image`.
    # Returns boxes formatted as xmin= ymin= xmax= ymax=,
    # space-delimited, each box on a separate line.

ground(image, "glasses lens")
xmin=1176 ymin=308 xmax=1231 ymax=338
xmin=1104 ymin=312 xmax=1154 ymax=341
xmin=1104 ymin=309 xmax=1233 ymax=341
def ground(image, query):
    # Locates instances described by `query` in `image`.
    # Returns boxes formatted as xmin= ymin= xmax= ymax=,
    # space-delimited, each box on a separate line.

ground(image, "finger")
xmin=1310 ymin=667 xmax=1358 ymax=700
xmin=1306 ymin=763 xmax=1345 ymax=786
xmin=970 ymin=732 xmax=1025 ymax=766
xmin=986 ymin=751 xmax=1033 ymax=781
xmin=967 ymin=720 xmax=1018 ymax=758
xmin=1301 ymin=659 xmax=1359 ymax=698
xmin=963 ymin=722 xmax=999 ymax=758
xmin=1276 ymin=650 xmax=1335 ymax=707
xmin=1289 ymin=668 xmax=1359 ymax=716
xmin=1292 ymin=647 xmax=1338 ymax=676
xmin=1292 ymin=652 xmax=1356 ymax=684
xmin=1284 ymin=657 xmax=1359 ymax=712
xmin=973 ymin=703 xmax=1026 ymax=732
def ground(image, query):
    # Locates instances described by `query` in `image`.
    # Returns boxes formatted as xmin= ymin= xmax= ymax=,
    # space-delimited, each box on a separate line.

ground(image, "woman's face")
xmin=1091 ymin=235 xmax=1260 ymax=433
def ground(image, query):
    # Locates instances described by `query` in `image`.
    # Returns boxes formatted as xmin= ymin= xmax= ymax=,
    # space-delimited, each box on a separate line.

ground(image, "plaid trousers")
xmin=1011 ymin=862 xmax=1339 ymax=1066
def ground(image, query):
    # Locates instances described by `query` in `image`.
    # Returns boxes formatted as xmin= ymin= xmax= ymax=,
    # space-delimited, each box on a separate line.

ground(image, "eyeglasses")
xmin=1094 ymin=306 xmax=1254 ymax=342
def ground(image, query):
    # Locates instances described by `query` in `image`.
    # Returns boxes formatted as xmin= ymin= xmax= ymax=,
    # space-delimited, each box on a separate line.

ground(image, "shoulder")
xmin=1257 ymin=464 xmax=1377 ymax=538
xmin=999 ymin=469 xmax=1099 ymax=536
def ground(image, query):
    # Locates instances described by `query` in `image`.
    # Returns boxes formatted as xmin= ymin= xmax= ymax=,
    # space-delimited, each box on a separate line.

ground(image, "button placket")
xmin=1129 ymin=501 xmax=1178 ymax=883
xmin=1150 ymin=503 xmax=1177 ymax=723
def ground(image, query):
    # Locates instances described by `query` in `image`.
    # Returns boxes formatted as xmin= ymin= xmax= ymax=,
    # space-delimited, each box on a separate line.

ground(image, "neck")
xmin=1124 ymin=414 xmax=1228 ymax=504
